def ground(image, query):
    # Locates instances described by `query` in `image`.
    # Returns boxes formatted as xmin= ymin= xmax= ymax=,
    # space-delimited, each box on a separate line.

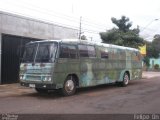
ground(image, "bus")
xmin=20 ymin=39 xmax=142 ymax=96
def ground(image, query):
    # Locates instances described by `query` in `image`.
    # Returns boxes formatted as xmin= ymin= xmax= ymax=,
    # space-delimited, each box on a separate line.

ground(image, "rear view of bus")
xmin=20 ymin=41 xmax=58 ymax=93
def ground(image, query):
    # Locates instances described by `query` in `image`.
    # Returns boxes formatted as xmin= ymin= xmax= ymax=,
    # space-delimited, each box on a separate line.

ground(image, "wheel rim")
xmin=65 ymin=80 xmax=74 ymax=93
xmin=124 ymin=74 xmax=129 ymax=85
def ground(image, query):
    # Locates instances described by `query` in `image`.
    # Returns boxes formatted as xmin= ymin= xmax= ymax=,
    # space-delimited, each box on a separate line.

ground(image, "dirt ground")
xmin=0 ymin=71 xmax=160 ymax=114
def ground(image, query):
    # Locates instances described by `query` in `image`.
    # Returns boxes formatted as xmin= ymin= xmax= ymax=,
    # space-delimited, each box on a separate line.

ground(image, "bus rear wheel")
xmin=62 ymin=76 xmax=76 ymax=96
xmin=121 ymin=72 xmax=129 ymax=87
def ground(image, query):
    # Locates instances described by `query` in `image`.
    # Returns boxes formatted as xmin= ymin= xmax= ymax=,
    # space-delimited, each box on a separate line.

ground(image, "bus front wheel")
xmin=62 ymin=76 xmax=76 ymax=96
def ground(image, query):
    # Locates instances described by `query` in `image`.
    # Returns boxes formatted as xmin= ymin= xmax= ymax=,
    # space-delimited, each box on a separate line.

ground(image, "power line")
xmin=1 ymin=0 xmax=108 ymax=37
xmin=0 ymin=8 xmax=79 ymax=30
xmin=82 ymin=29 xmax=100 ymax=34
xmin=4 ymin=0 xmax=80 ymax=22
xmin=1 ymin=9 xmax=101 ymax=36
xmin=140 ymin=19 xmax=159 ymax=32
xmin=81 ymin=16 xmax=107 ymax=27
xmin=82 ymin=22 xmax=107 ymax=30
xmin=2 ymin=0 xmax=107 ymax=30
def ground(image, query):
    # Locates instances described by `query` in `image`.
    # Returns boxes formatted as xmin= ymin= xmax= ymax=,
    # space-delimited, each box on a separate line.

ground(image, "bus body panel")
xmin=20 ymin=39 xmax=142 ymax=90
xmin=53 ymin=58 xmax=81 ymax=89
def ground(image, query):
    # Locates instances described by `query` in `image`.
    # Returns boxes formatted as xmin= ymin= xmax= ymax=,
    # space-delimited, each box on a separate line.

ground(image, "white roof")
xmin=28 ymin=39 xmax=139 ymax=51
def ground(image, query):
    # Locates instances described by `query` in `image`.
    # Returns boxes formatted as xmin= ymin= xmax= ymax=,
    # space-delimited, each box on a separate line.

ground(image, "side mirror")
xmin=53 ymin=58 xmax=58 ymax=63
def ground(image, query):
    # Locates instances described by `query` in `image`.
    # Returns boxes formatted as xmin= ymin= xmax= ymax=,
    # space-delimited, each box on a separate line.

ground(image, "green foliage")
xmin=81 ymin=35 xmax=87 ymax=40
xmin=100 ymin=16 xmax=144 ymax=48
xmin=154 ymin=64 xmax=159 ymax=70
xmin=111 ymin=16 xmax=132 ymax=32
xmin=146 ymin=34 xmax=160 ymax=58
xmin=143 ymin=56 xmax=150 ymax=67
xmin=146 ymin=42 xmax=159 ymax=58
xmin=152 ymin=34 xmax=160 ymax=52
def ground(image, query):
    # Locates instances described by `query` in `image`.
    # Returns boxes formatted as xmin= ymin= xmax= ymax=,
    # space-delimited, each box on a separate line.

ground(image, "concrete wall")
xmin=0 ymin=11 xmax=78 ymax=84
xmin=0 ymin=13 xmax=2 ymax=84
xmin=0 ymin=11 xmax=78 ymax=39
xmin=0 ymin=34 xmax=1 ymax=84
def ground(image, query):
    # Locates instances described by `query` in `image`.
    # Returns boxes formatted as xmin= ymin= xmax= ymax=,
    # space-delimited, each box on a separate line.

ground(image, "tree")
xmin=81 ymin=35 xmax=87 ymax=40
xmin=152 ymin=34 xmax=160 ymax=52
xmin=146 ymin=34 xmax=160 ymax=58
xmin=100 ymin=16 xmax=144 ymax=48
xmin=143 ymin=56 xmax=150 ymax=68
xmin=111 ymin=16 xmax=132 ymax=32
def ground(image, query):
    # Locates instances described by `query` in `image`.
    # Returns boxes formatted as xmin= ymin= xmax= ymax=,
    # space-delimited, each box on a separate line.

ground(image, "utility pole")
xmin=79 ymin=16 xmax=82 ymax=39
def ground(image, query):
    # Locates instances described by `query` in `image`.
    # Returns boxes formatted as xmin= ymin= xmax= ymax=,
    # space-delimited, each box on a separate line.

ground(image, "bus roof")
xmin=27 ymin=39 xmax=139 ymax=52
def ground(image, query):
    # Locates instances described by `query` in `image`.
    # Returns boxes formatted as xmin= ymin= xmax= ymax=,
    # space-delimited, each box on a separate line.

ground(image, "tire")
xmin=120 ymin=72 xmax=130 ymax=87
xmin=62 ymin=76 xmax=76 ymax=96
xmin=35 ymin=88 xmax=48 ymax=93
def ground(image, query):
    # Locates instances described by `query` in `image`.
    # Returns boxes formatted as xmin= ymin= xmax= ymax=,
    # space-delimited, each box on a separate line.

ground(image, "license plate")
xmin=29 ymin=84 xmax=35 ymax=88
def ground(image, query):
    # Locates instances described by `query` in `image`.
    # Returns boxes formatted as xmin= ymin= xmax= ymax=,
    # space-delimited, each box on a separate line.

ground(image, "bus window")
xmin=22 ymin=44 xmax=37 ymax=62
xmin=78 ymin=45 xmax=88 ymax=57
xmin=78 ymin=45 xmax=96 ymax=58
xmin=101 ymin=52 xmax=108 ymax=58
xmin=36 ymin=45 xmax=50 ymax=62
xmin=88 ymin=46 xmax=96 ymax=58
xmin=36 ymin=43 xmax=57 ymax=63
xmin=68 ymin=45 xmax=77 ymax=59
xmin=101 ymin=48 xmax=109 ymax=59
xmin=23 ymin=43 xmax=57 ymax=63
xmin=59 ymin=44 xmax=77 ymax=59
xmin=59 ymin=45 xmax=69 ymax=58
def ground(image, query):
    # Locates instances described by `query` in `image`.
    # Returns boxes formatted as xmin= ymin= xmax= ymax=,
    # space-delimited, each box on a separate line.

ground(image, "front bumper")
xmin=20 ymin=82 xmax=56 ymax=89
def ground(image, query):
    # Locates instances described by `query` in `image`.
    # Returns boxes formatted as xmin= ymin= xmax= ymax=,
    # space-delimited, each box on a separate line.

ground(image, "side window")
xmin=78 ymin=45 xmax=96 ymax=58
xmin=101 ymin=51 xmax=108 ymax=58
xmin=88 ymin=46 xmax=96 ymax=58
xmin=59 ymin=45 xmax=69 ymax=58
xmin=59 ymin=44 xmax=77 ymax=59
xmin=78 ymin=45 xmax=88 ymax=57
xmin=68 ymin=45 xmax=77 ymax=59
xmin=101 ymin=48 xmax=109 ymax=59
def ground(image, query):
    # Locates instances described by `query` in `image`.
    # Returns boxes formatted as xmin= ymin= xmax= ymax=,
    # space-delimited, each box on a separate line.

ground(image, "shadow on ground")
xmin=18 ymin=80 xmax=142 ymax=99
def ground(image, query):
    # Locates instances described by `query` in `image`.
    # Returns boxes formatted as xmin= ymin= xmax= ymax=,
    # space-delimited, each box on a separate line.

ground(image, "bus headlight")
xmin=43 ymin=76 xmax=52 ymax=82
xmin=20 ymin=75 xmax=25 ymax=80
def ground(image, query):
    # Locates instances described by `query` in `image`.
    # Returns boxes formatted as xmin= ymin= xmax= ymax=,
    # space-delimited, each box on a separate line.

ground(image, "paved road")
xmin=0 ymin=72 xmax=160 ymax=114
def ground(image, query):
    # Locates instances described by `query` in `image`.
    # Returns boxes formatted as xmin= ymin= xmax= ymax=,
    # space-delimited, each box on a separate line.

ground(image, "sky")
xmin=0 ymin=0 xmax=160 ymax=42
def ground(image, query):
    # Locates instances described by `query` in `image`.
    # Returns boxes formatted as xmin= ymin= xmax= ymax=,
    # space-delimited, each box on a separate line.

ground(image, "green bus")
xmin=20 ymin=39 xmax=142 ymax=96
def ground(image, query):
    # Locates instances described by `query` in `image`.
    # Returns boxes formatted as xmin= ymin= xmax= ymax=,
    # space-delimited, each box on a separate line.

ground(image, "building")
xmin=0 ymin=11 xmax=78 ymax=84
xmin=149 ymin=54 xmax=160 ymax=70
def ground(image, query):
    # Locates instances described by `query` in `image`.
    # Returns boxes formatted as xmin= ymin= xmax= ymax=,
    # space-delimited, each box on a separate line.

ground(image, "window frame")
xmin=100 ymin=47 xmax=109 ymax=59
xmin=78 ymin=44 xmax=96 ymax=58
xmin=59 ymin=44 xmax=78 ymax=59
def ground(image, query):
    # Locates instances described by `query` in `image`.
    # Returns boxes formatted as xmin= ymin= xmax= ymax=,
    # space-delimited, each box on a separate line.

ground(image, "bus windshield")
xmin=22 ymin=42 xmax=57 ymax=63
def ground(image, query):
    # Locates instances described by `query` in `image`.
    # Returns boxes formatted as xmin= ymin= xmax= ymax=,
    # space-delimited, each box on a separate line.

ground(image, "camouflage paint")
xmin=20 ymin=40 xmax=142 ymax=89
xmin=20 ymin=63 xmax=54 ymax=83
